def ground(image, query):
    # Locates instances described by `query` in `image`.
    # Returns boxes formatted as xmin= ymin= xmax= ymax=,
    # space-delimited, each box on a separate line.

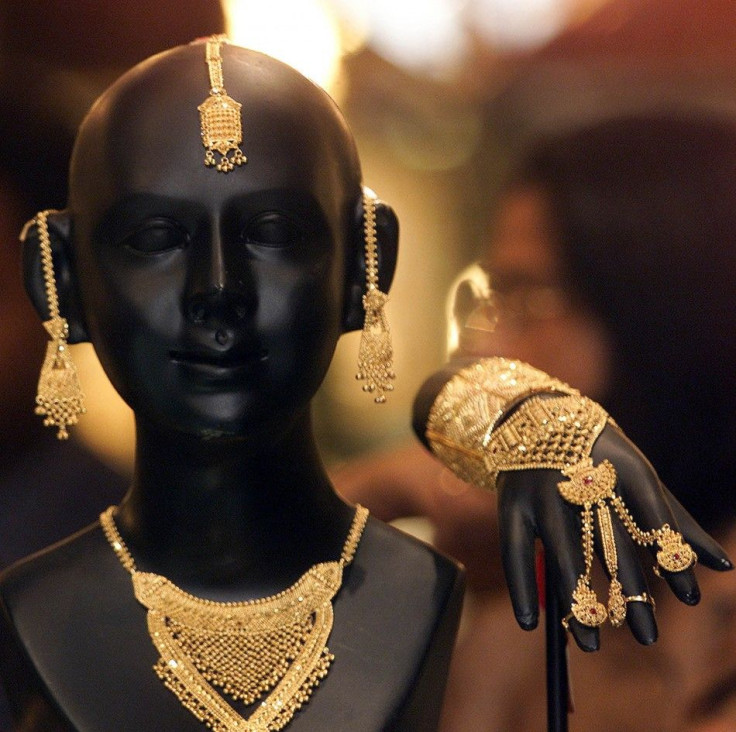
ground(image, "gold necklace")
xmin=100 ymin=505 xmax=369 ymax=731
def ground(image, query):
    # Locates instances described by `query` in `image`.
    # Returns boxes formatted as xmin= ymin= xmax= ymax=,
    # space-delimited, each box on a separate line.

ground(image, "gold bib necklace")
xmin=100 ymin=505 xmax=369 ymax=731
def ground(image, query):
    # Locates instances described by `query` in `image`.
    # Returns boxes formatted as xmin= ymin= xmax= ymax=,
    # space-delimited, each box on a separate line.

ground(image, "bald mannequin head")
xmin=68 ymin=42 xmax=363 ymax=241
xmin=24 ymin=41 xmax=398 ymax=437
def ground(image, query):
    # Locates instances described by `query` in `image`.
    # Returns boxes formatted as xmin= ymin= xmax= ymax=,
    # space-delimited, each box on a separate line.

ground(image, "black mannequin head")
xmin=24 ymin=41 xmax=398 ymax=439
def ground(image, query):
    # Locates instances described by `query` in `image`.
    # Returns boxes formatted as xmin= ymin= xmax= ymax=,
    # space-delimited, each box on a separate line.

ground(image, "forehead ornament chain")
xmin=198 ymin=35 xmax=247 ymax=173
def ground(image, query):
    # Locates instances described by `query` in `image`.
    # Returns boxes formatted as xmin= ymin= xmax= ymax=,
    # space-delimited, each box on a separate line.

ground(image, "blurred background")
xmin=2 ymin=0 xmax=735 ymax=471
xmin=4 ymin=3 xmax=736 ymax=730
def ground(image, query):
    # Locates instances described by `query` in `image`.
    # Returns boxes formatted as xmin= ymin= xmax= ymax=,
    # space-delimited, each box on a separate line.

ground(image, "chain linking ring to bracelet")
xmin=425 ymin=357 xmax=696 ymax=632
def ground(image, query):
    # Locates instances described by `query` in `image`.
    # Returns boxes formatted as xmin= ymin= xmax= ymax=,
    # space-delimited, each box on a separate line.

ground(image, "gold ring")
xmin=624 ymin=593 xmax=655 ymax=610
xmin=561 ymin=613 xmax=574 ymax=631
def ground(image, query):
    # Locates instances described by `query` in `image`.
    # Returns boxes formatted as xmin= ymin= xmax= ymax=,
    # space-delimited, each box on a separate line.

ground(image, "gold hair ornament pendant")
xmin=199 ymin=35 xmax=246 ymax=173
xmin=25 ymin=209 xmax=86 ymax=439
xmin=356 ymin=188 xmax=395 ymax=403
xmin=100 ymin=505 xmax=369 ymax=731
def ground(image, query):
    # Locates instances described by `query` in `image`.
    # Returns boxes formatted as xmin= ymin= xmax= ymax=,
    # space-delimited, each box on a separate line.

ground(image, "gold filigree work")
xmin=424 ymin=358 xmax=696 ymax=630
xmin=100 ymin=505 xmax=368 ymax=731
xmin=355 ymin=187 xmax=395 ymax=403
xmin=425 ymin=358 xmax=576 ymax=490
xmin=23 ymin=209 xmax=86 ymax=438
xmin=199 ymin=35 xmax=246 ymax=173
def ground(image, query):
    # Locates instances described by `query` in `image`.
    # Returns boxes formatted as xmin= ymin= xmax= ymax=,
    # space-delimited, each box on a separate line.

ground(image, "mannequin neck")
xmin=111 ymin=408 xmax=352 ymax=598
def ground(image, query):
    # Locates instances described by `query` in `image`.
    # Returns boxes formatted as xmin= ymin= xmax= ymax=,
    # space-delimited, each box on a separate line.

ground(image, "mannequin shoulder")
xmin=340 ymin=515 xmax=465 ymax=621
xmin=357 ymin=515 xmax=463 ymax=582
xmin=0 ymin=521 xmax=119 ymax=618
xmin=320 ymin=517 xmax=465 ymax=731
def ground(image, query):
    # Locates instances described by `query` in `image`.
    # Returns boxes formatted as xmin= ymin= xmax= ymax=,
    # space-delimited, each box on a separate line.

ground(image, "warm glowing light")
xmin=221 ymin=0 xmax=344 ymax=93
xmin=330 ymin=0 xmax=609 ymax=76
xmin=333 ymin=0 xmax=468 ymax=77
xmin=445 ymin=263 xmax=493 ymax=357
xmin=469 ymin=0 xmax=571 ymax=49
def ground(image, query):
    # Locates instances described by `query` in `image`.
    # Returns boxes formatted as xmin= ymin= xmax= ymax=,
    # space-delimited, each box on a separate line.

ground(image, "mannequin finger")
xmin=612 ymin=479 xmax=702 ymax=604
xmin=625 ymin=598 xmax=658 ymax=642
xmin=593 ymin=429 xmax=703 ymax=603
xmin=601 ymin=508 xmax=658 ymax=644
xmin=594 ymin=428 xmax=674 ymax=528
xmin=535 ymin=494 xmax=600 ymax=651
xmin=548 ymin=577 xmax=600 ymax=652
xmin=656 ymin=567 xmax=701 ymax=605
xmin=595 ymin=428 xmax=730 ymax=574
xmin=665 ymin=486 xmax=733 ymax=571
xmin=498 ymin=482 xmax=539 ymax=630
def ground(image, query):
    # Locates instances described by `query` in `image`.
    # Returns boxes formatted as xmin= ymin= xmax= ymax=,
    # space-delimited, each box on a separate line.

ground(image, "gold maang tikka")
xmin=21 ymin=210 xmax=86 ymax=439
xmin=198 ymin=35 xmax=246 ymax=173
xmin=356 ymin=187 xmax=395 ymax=403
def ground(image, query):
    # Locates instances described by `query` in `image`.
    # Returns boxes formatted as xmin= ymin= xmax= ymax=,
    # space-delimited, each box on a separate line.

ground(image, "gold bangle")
xmin=426 ymin=358 xmax=576 ymax=491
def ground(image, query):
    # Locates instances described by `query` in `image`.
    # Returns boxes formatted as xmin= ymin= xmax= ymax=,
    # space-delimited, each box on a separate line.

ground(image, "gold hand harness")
xmin=425 ymin=357 xmax=696 ymax=630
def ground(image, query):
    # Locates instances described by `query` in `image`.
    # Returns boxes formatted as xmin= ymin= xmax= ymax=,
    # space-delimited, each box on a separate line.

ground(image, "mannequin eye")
xmin=240 ymin=212 xmax=303 ymax=248
xmin=122 ymin=218 xmax=190 ymax=254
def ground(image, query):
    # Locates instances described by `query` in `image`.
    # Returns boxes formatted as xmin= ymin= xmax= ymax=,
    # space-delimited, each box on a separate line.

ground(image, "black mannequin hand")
xmin=498 ymin=423 xmax=733 ymax=651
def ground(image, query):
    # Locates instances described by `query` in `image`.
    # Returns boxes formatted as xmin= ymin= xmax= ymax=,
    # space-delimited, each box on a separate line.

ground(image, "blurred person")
xmin=335 ymin=112 xmax=736 ymax=730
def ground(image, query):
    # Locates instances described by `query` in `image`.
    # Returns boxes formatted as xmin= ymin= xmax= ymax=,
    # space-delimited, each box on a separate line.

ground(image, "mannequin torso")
xmin=0 ymin=39 xmax=463 ymax=731
xmin=1 ymin=515 xmax=463 ymax=731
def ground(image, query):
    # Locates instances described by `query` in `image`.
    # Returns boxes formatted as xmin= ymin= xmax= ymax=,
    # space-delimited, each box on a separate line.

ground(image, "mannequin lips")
xmin=169 ymin=347 xmax=268 ymax=380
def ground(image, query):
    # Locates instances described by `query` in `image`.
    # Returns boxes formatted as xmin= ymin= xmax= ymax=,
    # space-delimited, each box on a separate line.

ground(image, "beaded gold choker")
xmin=100 ymin=505 xmax=369 ymax=731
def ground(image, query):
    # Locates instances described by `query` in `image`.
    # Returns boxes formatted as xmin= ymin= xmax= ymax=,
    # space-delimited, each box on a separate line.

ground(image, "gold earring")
xmin=355 ymin=187 xmax=395 ymax=403
xmin=22 ymin=210 xmax=86 ymax=439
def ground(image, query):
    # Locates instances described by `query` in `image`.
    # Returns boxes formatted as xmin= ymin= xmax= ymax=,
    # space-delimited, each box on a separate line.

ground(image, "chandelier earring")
xmin=21 ymin=210 xmax=86 ymax=439
xmin=355 ymin=187 xmax=395 ymax=403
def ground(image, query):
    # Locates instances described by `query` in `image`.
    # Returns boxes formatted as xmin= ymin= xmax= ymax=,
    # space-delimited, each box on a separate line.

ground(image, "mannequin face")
xmin=67 ymin=44 xmax=362 ymax=437
xmin=458 ymin=186 xmax=612 ymax=400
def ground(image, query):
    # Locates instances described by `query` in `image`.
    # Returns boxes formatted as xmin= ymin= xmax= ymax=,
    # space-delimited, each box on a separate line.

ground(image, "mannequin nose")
xmin=185 ymin=287 xmax=254 ymax=326
xmin=184 ymin=229 xmax=255 ymax=326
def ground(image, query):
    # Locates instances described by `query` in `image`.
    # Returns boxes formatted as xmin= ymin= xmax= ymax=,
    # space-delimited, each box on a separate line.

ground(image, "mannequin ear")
xmin=342 ymin=193 xmax=399 ymax=333
xmin=21 ymin=210 xmax=90 ymax=344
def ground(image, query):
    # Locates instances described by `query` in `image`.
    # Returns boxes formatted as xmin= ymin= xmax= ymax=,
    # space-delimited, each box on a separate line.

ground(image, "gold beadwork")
xmin=100 ymin=505 xmax=368 ymax=731
xmin=485 ymin=395 xmax=608 ymax=478
xmin=568 ymin=577 xmax=607 ymax=629
xmin=23 ymin=209 xmax=86 ymax=439
xmin=355 ymin=187 xmax=395 ymax=403
xmin=425 ymin=359 xmax=576 ymax=490
xmin=423 ymin=358 xmax=696 ymax=630
xmin=199 ymin=35 xmax=246 ymax=173
xmin=611 ymin=495 xmax=697 ymax=575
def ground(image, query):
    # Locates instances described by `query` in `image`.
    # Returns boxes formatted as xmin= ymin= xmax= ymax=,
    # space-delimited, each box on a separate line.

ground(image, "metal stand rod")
xmin=545 ymin=555 xmax=569 ymax=732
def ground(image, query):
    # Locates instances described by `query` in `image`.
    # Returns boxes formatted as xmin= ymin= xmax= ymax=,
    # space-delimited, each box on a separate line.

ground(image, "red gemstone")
xmin=674 ymin=553 xmax=680 ymax=560
xmin=583 ymin=475 xmax=593 ymax=484
xmin=590 ymin=608 xmax=597 ymax=614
